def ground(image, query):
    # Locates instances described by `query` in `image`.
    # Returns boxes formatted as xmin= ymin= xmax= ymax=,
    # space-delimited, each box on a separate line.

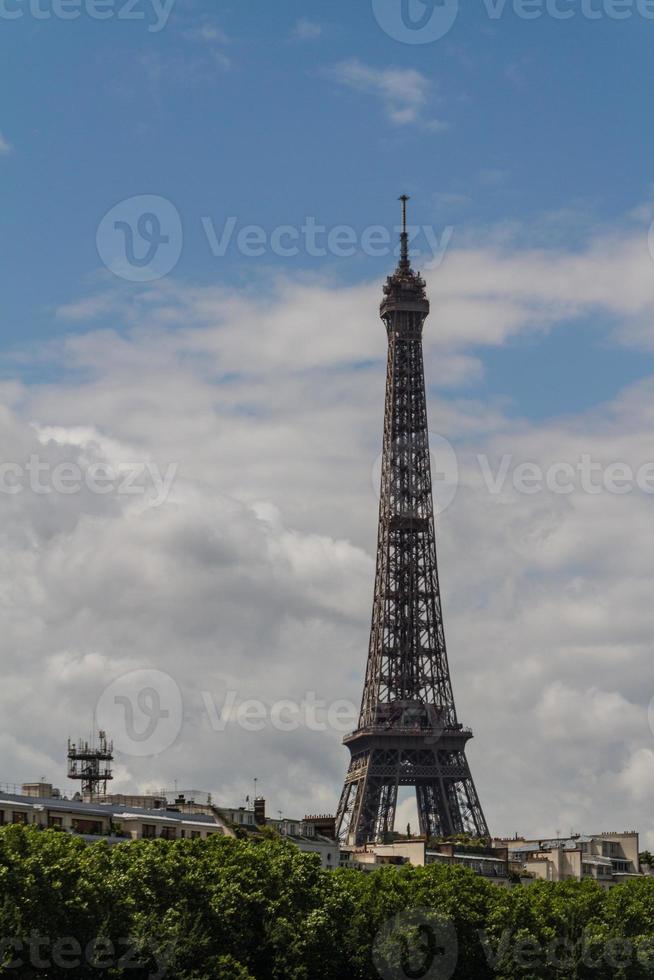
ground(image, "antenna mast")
xmin=67 ymin=730 xmax=113 ymax=800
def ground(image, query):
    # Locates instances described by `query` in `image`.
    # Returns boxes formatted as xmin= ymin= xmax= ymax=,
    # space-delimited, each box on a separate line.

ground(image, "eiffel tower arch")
xmin=335 ymin=198 xmax=489 ymax=846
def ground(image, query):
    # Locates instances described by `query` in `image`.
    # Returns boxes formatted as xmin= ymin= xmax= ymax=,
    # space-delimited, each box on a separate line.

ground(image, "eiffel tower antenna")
xmin=399 ymin=194 xmax=409 ymax=228
xmin=335 ymin=199 xmax=489 ymax=846
xmin=398 ymin=194 xmax=410 ymax=270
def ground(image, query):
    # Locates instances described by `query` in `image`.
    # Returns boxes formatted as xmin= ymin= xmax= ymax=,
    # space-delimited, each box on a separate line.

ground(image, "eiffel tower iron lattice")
xmin=335 ymin=198 xmax=489 ymax=846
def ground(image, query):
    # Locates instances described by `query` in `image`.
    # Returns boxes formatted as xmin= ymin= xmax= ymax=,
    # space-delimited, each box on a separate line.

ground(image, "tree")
xmin=2 ymin=826 xmax=654 ymax=979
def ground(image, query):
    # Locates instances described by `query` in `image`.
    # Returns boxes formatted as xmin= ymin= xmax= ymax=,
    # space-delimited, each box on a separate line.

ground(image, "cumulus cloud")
xmin=618 ymin=748 xmax=654 ymax=806
xmin=0 ymin=132 xmax=12 ymax=155
xmin=327 ymin=59 xmax=436 ymax=127
xmin=2 ymin=217 xmax=654 ymax=843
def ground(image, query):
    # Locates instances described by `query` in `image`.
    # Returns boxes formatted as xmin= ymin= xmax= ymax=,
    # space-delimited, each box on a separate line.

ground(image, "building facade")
xmin=0 ymin=788 xmax=340 ymax=868
xmin=495 ymin=832 xmax=642 ymax=888
xmin=2 ymin=786 xmax=641 ymax=887
xmin=0 ymin=790 xmax=228 ymax=841
xmin=341 ymin=838 xmax=511 ymax=882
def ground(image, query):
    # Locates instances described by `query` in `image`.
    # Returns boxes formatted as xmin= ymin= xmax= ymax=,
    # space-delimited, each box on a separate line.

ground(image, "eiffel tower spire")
xmin=335 ymin=198 xmax=489 ymax=846
xmin=398 ymin=193 xmax=411 ymax=272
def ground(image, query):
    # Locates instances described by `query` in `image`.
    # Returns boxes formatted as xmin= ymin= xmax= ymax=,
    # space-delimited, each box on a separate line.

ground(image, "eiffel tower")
xmin=335 ymin=197 xmax=489 ymax=846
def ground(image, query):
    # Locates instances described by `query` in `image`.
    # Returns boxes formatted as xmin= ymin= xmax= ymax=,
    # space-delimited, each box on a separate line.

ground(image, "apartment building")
xmin=341 ymin=838 xmax=511 ymax=882
xmin=214 ymin=804 xmax=340 ymax=868
xmin=0 ymin=790 xmax=228 ymax=841
xmin=0 ymin=787 xmax=340 ymax=867
xmin=496 ymin=831 xmax=642 ymax=887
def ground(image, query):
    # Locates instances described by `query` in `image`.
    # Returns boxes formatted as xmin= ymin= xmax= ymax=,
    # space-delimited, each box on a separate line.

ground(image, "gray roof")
xmin=0 ymin=792 xmax=216 ymax=826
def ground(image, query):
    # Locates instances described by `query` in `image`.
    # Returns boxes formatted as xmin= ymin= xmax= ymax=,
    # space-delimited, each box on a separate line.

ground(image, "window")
xmin=0 ymin=811 xmax=5 ymax=825
xmin=180 ymin=829 xmax=186 ymax=838
xmin=191 ymin=831 xmax=201 ymax=839
xmin=160 ymin=826 xmax=176 ymax=840
xmin=72 ymin=819 xmax=103 ymax=835
xmin=12 ymin=812 xmax=28 ymax=825
xmin=48 ymin=816 xmax=63 ymax=828
xmin=142 ymin=824 xmax=156 ymax=839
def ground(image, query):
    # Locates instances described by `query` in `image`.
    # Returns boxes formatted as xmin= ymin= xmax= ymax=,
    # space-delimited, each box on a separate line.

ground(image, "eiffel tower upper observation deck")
xmin=335 ymin=197 xmax=489 ymax=846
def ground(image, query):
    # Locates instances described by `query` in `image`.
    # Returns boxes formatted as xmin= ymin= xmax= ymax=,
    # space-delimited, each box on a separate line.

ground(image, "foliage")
xmin=1 ymin=826 xmax=654 ymax=978
xmin=429 ymin=833 xmax=490 ymax=851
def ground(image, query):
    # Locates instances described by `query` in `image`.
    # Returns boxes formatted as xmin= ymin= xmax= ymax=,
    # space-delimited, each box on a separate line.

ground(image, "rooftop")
xmin=0 ymin=791 xmax=216 ymax=826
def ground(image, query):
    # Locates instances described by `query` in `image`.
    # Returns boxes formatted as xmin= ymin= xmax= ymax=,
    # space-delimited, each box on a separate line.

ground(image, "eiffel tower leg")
xmin=355 ymin=778 xmax=379 ymax=841
xmin=453 ymin=771 xmax=489 ymax=838
xmin=337 ymin=749 xmax=404 ymax=845
xmin=416 ymin=776 xmax=488 ymax=841
xmin=376 ymin=778 xmax=398 ymax=839
xmin=336 ymin=751 xmax=378 ymax=845
xmin=335 ymin=780 xmax=357 ymax=844
xmin=416 ymin=781 xmax=452 ymax=839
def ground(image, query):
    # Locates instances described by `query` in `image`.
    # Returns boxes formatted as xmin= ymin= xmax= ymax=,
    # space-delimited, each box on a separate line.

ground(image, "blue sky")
xmin=3 ymin=1 xmax=654 ymax=838
xmin=2 ymin=0 xmax=654 ymax=419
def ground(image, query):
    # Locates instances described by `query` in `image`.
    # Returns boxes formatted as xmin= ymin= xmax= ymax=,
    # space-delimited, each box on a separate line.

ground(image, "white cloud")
xmin=433 ymin=191 xmax=473 ymax=211
xmin=618 ymin=748 xmax=654 ymax=804
xmin=327 ymin=59 xmax=436 ymax=127
xmin=55 ymin=227 xmax=654 ymax=367
xmin=2 ymin=217 xmax=654 ymax=841
xmin=0 ymin=132 xmax=13 ymax=155
xmin=181 ymin=18 xmax=231 ymax=69
xmin=536 ymin=683 xmax=644 ymax=742
xmin=292 ymin=18 xmax=322 ymax=41
xmin=185 ymin=23 xmax=228 ymax=44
